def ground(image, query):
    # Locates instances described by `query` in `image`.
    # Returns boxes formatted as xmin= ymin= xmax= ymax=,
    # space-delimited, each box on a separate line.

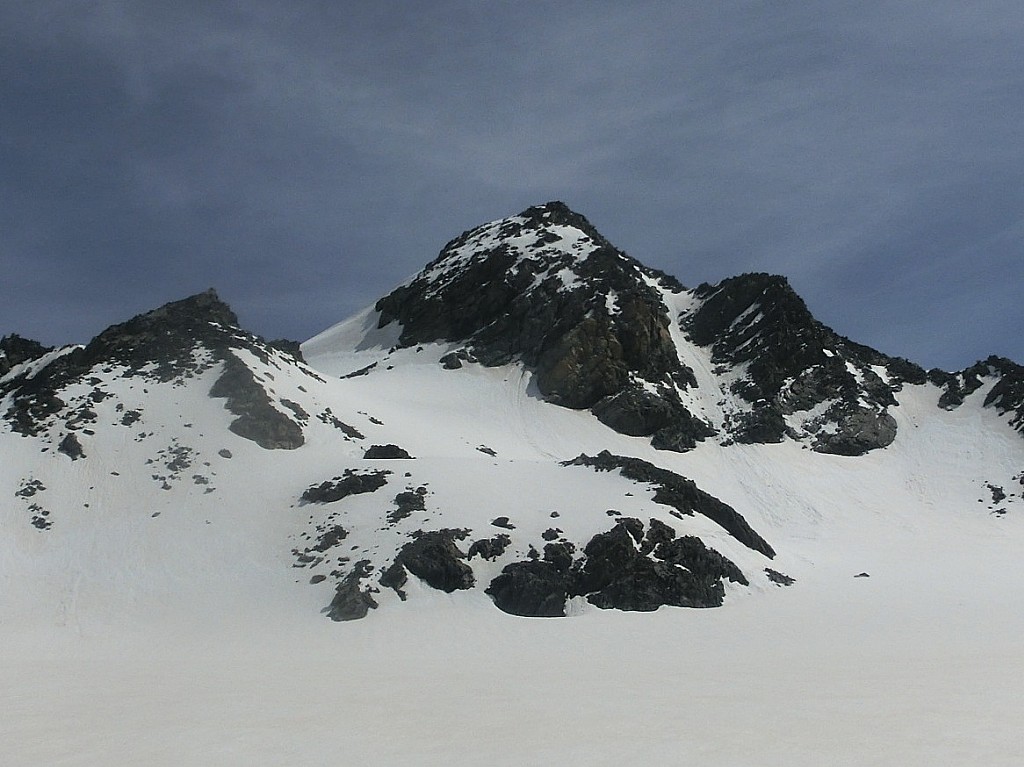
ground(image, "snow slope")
xmin=3 ymin=205 xmax=1024 ymax=764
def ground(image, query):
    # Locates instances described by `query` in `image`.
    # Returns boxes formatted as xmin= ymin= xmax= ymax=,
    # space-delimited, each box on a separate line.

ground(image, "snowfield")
xmin=3 ymin=328 xmax=1023 ymax=765
xmin=4 ymin=202 xmax=1024 ymax=766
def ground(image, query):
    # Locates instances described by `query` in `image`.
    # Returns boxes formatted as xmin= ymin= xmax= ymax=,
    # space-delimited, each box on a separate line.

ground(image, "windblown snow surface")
xmin=3 ymin=303 xmax=1024 ymax=766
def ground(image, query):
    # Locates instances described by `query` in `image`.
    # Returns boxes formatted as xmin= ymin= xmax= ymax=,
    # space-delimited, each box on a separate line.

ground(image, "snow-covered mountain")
xmin=7 ymin=202 xmax=1024 ymax=765
xmin=2 ymin=201 xmax=1023 ymax=629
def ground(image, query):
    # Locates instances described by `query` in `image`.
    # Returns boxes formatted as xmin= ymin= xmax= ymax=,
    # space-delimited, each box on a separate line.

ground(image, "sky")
xmin=2 ymin=1 xmax=1022 ymax=371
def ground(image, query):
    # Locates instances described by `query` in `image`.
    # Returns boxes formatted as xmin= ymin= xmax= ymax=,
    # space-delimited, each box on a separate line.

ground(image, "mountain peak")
xmin=372 ymin=202 xmax=705 ymax=445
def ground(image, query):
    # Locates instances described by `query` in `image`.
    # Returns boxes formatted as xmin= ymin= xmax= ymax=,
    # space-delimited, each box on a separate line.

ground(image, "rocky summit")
xmin=2 ymin=202 xmax=1024 ymax=623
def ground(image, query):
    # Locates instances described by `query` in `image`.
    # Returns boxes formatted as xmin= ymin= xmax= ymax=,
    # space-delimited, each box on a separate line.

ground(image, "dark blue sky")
xmin=2 ymin=1 xmax=1022 ymax=370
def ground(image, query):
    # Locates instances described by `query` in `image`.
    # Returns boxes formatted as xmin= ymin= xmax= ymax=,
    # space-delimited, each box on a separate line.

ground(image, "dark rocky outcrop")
xmin=209 ymin=355 xmax=304 ymax=449
xmin=380 ymin=529 xmax=474 ymax=598
xmin=930 ymin=356 xmax=1024 ymax=436
xmin=311 ymin=525 xmax=349 ymax=553
xmin=987 ymin=361 xmax=1024 ymax=434
xmin=373 ymin=202 xmax=703 ymax=447
xmin=565 ymin=451 xmax=775 ymax=557
xmin=300 ymin=469 xmax=390 ymax=504
xmin=325 ymin=561 xmax=378 ymax=621
xmin=388 ymin=490 xmax=426 ymax=523
xmin=684 ymin=273 xmax=926 ymax=454
xmin=486 ymin=560 xmax=569 ymax=617
xmin=0 ymin=335 xmax=51 ymax=376
xmin=58 ymin=432 xmax=85 ymax=460
xmin=363 ymin=444 xmax=413 ymax=459
xmin=486 ymin=516 xmax=749 ymax=617
xmin=765 ymin=568 xmax=796 ymax=586
xmin=83 ymin=289 xmax=239 ymax=382
xmin=467 ymin=534 xmax=512 ymax=561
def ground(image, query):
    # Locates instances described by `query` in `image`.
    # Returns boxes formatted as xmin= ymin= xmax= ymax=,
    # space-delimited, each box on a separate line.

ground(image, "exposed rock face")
xmin=684 ymin=273 xmax=926 ymax=454
xmin=209 ymin=355 xmax=304 ymax=449
xmin=373 ymin=202 xmax=708 ymax=449
xmin=987 ymin=361 xmax=1024 ymax=434
xmin=930 ymin=356 xmax=1024 ymax=437
xmin=0 ymin=335 xmax=51 ymax=377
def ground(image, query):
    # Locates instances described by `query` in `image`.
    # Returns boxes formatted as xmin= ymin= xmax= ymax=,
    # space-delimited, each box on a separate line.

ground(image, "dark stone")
xmin=765 ymin=568 xmax=795 ymax=586
xmin=58 ymin=433 xmax=85 ymax=460
xmin=812 ymin=409 xmax=898 ymax=456
xmin=363 ymin=444 xmax=413 ymax=459
xmin=491 ymin=516 xmax=515 ymax=529
xmin=655 ymin=535 xmax=748 ymax=587
xmin=440 ymin=353 xmax=463 ymax=370
xmin=440 ymin=349 xmax=476 ymax=370
xmin=383 ymin=529 xmax=474 ymax=594
xmin=575 ymin=523 xmax=641 ymax=595
xmin=311 ymin=525 xmax=349 ymax=553
xmin=388 ymin=491 xmax=426 ymax=523
xmin=486 ymin=561 xmax=569 ymax=617
xmin=592 ymin=387 xmax=681 ymax=437
xmin=317 ymin=409 xmax=364 ymax=439
xmin=467 ymin=534 xmax=512 ymax=561
xmin=301 ymin=469 xmax=390 ymax=504
xmin=267 ymin=338 xmax=305 ymax=362
xmin=325 ymin=561 xmax=378 ymax=621
xmin=650 ymin=412 xmax=718 ymax=452
xmin=342 ymin=362 xmax=377 ymax=378
xmin=640 ymin=517 xmax=676 ymax=555
xmin=542 ymin=541 xmax=576 ymax=572
xmin=984 ymin=357 xmax=1024 ymax=434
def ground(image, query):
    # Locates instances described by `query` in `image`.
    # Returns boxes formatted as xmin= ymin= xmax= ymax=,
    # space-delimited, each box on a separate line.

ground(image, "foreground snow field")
xmin=4 ymin=551 xmax=1023 ymax=767
xmin=4 ymin=375 xmax=1023 ymax=765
